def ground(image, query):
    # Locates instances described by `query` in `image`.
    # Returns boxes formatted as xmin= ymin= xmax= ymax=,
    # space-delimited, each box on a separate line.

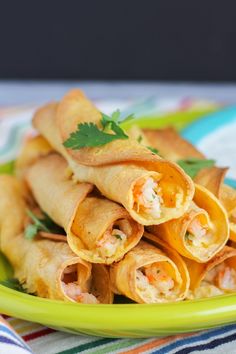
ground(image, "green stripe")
xmin=57 ymin=338 xmax=117 ymax=354
xmin=0 ymin=122 xmax=29 ymax=155
xmin=89 ymin=338 xmax=148 ymax=354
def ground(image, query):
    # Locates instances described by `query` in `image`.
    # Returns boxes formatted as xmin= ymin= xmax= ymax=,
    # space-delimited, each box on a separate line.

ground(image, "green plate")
xmin=0 ymin=112 xmax=236 ymax=338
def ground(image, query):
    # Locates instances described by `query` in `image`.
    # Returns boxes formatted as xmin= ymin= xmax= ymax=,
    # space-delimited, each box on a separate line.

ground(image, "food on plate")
xmin=142 ymin=126 xmax=236 ymax=243
xmin=0 ymin=88 xmax=235 ymax=305
xmin=110 ymin=241 xmax=184 ymax=303
xmin=0 ymin=175 xmax=113 ymax=304
xmin=185 ymin=246 xmax=236 ymax=299
xmin=32 ymin=90 xmax=195 ymax=226
xmin=26 ymin=154 xmax=144 ymax=264
xmin=148 ymin=184 xmax=229 ymax=262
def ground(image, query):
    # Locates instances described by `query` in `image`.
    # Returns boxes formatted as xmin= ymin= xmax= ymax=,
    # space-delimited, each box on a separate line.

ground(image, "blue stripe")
xmin=0 ymin=334 xmax=31 ymax=352
xmin=182 ymin=105 xmax=236 ymax=144
xmin=225 ymin=178 xmax=236 ymax=189
xmin=153 ymin=324 xmax=236 ymax=354
xmin=0 ymin=324 xmax=29 ymax=348
xmin=174 ymin=331 xmax=236 ymax=354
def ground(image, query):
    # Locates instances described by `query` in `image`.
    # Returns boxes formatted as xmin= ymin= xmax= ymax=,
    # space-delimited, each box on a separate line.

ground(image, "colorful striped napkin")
xmin=0 ymin=316 xmax=32 ymax=353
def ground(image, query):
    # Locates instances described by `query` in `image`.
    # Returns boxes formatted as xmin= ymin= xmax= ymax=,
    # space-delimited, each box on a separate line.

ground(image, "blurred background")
xmin=1 ymin=1 xmax=236 ymax=81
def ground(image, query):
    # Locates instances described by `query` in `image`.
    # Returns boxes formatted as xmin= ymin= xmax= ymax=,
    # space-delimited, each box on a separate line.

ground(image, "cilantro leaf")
xmin=177 ymin=158 xmax=215 ymax=179
xmin=64 ymin=122 xmax=128 ymax=150
xmin=24 ymin=209 xmax=64 ymax=240
xmin=147 ymin=146 xmax=159 ymax=155
xmin=0 ymin=160 xmax=15 ymax=175
xmin=137 ymin=135 xmax=143 ymax=143
xmin=0 ymin=278 xmax=27 ymax=293
xmin=63 ymin=110 xmax=134 ymax=150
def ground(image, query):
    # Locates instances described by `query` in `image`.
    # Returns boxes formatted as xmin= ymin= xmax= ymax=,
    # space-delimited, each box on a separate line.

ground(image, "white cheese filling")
xmin=96 ymin=229 xmax=127 ymax=258
xmin=136 ymin=263 xmax=175 ymax=301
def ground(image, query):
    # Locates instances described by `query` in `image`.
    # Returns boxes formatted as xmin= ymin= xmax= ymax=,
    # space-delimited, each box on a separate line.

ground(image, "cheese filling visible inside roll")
xmin=61 ymin=264 xmax=98 ymax=304
xmin=204 ymin=262 xmax=236 ymax=292
xmin=189 ymin=262 xmax=236 ymax=299
xmin=185 ymin=214 xmax=211 ymax=247
xmin=133 ymin=176 xmax=184 ymax=220
xmin=133 ymin=177 xmax=163 ymax=218
xmin=135 ymin=262 xmax=177 ymax=301
xmin=96 ymin=228 xmax=127 ymax=258
xmin=71 ymin=216 xmax=133 ymax=260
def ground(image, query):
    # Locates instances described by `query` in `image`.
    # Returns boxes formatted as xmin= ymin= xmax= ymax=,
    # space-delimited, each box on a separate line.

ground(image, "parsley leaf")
xmin=63 ymin=110 xmax=134 ymax=150
xmin=0 ymin=278 xmax=27 ymax=293
xmin=24 ymin=209 xmax=64 ymax=240
xmin=177 ymin=158 xmax=215 ymax=179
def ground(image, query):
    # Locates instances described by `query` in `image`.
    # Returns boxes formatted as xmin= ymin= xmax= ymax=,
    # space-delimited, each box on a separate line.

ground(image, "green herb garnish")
xmin=177 ymin=158 xmax=215 ymax=179
xmin=0 ymin=160 xmax=15 ymax=175
xmin=137 ymin=135 xmax=143 ymax=143
xmin=114 ymin=234 xmax=123 ymax=240
xmin=63 ymin=110 xmax=134 ymax=150
xmin=0 ymin=278 xmax=27 ymax=293
xmin=147 ymin=146 xmax=159 ymax=155
xmin=25 ymin=209 xmax=65 ymax=240
xmin=185 ymin=232 xmax=193 ymax=242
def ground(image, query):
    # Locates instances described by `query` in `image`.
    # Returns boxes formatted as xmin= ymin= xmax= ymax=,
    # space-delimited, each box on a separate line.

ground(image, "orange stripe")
xmin=121 ymin=333 xmax=194 ymax=354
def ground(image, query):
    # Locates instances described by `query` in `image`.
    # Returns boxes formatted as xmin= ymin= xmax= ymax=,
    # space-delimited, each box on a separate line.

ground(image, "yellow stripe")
xmin=16 ymin=323 xmax=42 ymax=335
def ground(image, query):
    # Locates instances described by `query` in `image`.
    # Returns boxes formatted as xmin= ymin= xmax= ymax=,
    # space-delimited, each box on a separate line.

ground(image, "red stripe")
xmin=2 ymin=315 xmax=10 ymax=319
xmin=23 ymin=328 xmax=55 ymax=341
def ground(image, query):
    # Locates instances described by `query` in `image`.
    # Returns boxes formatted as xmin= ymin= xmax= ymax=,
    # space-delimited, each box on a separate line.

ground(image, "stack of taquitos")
xmin=32 ymin=90 xmax=195 ymax=226
xmin=0 ymin=175 xmax=113 ymax=304
xmin=1 ymin=88 xmax=234 ymax=304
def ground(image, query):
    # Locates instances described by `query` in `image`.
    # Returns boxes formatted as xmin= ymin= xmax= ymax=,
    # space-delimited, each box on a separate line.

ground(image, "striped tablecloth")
xmin=1 ymin=97 xmax=236 ymax=354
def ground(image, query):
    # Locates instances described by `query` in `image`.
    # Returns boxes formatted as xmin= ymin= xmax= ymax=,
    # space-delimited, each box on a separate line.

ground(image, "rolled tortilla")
xmin=32 ymin=90 xmax=195 ymax=226
xmin=26 ymin=154 xmax=144 ymax=264
xmin=134 ymin=126 xmax=205 ymax=161
xmin=149 ymin=184 xmax=229 ymax=262
xmin=144 ymin=231 xmax=190 ymax=300
xmin=110 ymin=240 xmax=184 ymax=303
xmin=15 ymin=135 xmax=53 ymax=178
xmin=0 ymin=175 xmax=113 ymax=304
xmin=185 ymin=246 xmax=236 ymax=299
xmin=220 ymin=184 xmax=236 ymax=242
xmin=140 ymin=126 xmax=228 ymax=197
xmin=141 ymin=127 xmax=235 ymax=242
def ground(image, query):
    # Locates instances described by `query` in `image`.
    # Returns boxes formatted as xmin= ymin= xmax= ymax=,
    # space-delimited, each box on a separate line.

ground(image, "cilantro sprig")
xmin=25 ymin=209 xmax=64 ymax=240
xmin=63 ymin=110 xmax=134 ymax=150
xmin=177 ymin=158 xmax=215 ymax=179
xmin=147 ymin=146 xmax=159 ymax=155
xmin=0 ymin=278 xmax=27 ymax=293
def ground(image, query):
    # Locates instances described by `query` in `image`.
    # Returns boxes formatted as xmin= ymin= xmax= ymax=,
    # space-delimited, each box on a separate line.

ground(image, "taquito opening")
xmin=132 ymin=173 xmax=184 ymax=223
xmin=71 ymin=207 xmax=143 ymax=263
xmin=183 ymin=205 xmax=216 ymax=259
xmin=95 ymin=218 xmax=132 ymax=258
xmin=135 ymin=260 xmax=180 ymax=302
xmin=61 ymin=264 xmax=98 ymax=304
xmin=189 ymin=257 xmax=236 ymax=299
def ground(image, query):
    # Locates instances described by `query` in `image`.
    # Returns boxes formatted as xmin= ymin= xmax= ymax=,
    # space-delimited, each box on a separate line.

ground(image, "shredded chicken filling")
xmin=62 ymin=265 xmax=98 ymax=304
xmin=136 ymin=263 xmax=176 ymax=301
